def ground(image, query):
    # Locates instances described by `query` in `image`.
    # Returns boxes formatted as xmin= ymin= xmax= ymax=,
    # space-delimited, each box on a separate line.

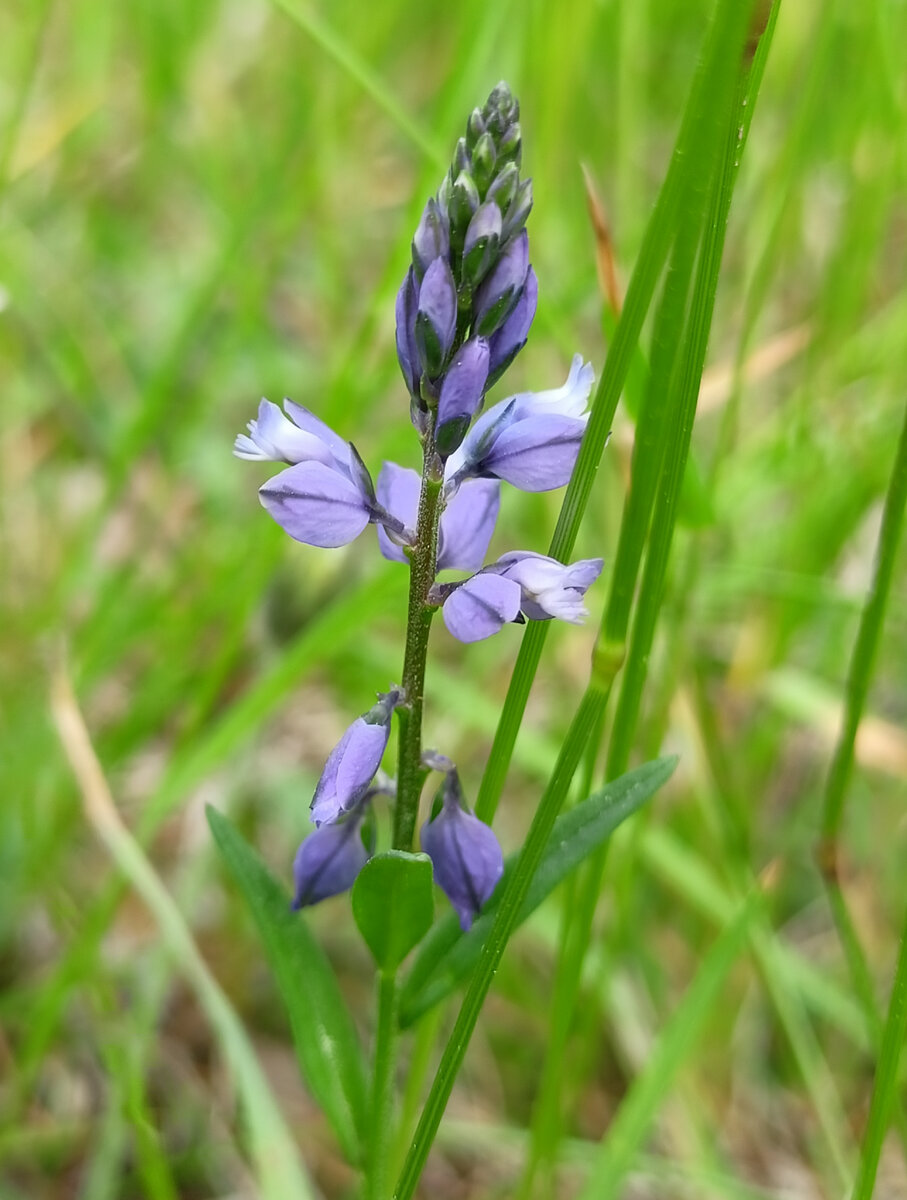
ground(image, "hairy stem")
xmin=393 ymin=434 xmax=444 ymax=850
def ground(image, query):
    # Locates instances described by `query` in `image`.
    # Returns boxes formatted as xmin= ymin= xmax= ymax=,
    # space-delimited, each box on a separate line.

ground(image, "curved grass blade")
xmin=207 ymin=807 xmax=369 ymax=1164
xmin=51 ymin=669 xmax=314 ymax=1200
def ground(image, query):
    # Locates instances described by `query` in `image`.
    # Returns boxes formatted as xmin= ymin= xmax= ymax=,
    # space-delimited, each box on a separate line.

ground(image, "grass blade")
xmin=50 ymin=666 xmax=314 ymax=1200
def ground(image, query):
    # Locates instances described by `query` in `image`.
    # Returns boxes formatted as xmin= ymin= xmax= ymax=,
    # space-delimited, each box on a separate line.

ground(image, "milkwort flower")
xmin=233 ymin=81 xmax=605 ymax=911
xmin=420 ymin=765 xmax=504 ymax=930
xmin=439 ymin=552 xmax=603 ymax=643
xmin=291 ymin=808 xmax=373 ymax=908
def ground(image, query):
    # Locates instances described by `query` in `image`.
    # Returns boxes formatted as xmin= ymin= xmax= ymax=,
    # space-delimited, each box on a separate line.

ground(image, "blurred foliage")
xmin=1 ymin=0 xmax=906 ymax=1197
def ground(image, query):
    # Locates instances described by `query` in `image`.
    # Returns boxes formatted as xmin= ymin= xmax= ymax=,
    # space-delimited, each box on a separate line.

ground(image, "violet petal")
xmin=420 ymin=803 xmax=504 ymax=931
xmin=259 ymin=460 xmax=371 ymax=548
xmin=482 ymin=413 xmax=586 ymax=491
xmin=291 ymin=818 xmax=369 ymax=908
xmin=375 ymin=461 xmax=421 ymax=564
xmin=442 ymin=573 xmax=521 ymax=643
xmin=437 ymin=479 xmax=500 ymax=572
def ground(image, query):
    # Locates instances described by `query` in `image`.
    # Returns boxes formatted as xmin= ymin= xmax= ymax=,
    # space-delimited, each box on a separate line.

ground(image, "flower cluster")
xmin=235 ymin=83 xmax=603 ymax=930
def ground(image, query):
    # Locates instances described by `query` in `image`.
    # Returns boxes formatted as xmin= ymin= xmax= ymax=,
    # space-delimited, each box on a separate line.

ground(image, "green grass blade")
xmin=207 ymin=806 xmax=369 ymax=1163
xmin=851 ymin=905 xmax=907 ymax=1200
xmin=606 ymin=12 xmax=764 ymax=778
xmin=475 ymin=0 xmax=757 ymax=824
xmin=268 ymin=0 xmax=443 ymax=165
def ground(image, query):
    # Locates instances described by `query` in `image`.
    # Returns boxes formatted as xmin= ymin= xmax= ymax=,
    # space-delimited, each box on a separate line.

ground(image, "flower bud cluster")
xmin=234 ymin=83 xmax=606 ymax=930
xmin=397 ymin=81 xmax=537 ymax=455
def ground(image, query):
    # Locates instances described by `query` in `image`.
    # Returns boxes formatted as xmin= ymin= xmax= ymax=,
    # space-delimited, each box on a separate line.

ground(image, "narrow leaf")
xmin=207 ymin=806 xmax=368 ymax=1163
xmin=400 ymin=758 xmax=676 ymax=1026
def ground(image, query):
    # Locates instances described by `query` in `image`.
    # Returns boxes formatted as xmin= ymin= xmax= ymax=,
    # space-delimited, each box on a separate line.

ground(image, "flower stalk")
xmin=393 ymin=434 xmax=444 ymax=850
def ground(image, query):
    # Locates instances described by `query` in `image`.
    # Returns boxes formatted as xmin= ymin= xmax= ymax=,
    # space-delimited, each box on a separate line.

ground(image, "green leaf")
xmin=352 ymin=851 xmax=434 ymax=970
xmin=400 ymin=758 xmax=676 ymax=1027
xmin=206 ymin=807 xmax=368 ymax=1163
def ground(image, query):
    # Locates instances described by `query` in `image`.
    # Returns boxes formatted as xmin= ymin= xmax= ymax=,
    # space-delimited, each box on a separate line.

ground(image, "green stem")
xmin=393 ymin=436 xmax=443 ymax=851
xmin=368 ymin=969 xmax=399 ymax=1200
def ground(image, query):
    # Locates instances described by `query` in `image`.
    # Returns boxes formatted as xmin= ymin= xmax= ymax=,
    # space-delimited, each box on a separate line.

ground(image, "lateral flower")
xmin=375 ymin=462 xmax=500 ymax=572
xmin=444 ymin=354 xmax=595 ymax=493
xmin=494 ymin=551 xmax=603 ymax=622
xmin=310 ymin=690 xmax=402 ymax=827
xmin=439 ymin=551 xmax=603 ymax=642
xmin=291 ymin=810 xmax=373 ymax=909
xmin=259 ymin=459 xmax=374 ymax=549
xmin=420 ymin=768 xmax=504 ymax=931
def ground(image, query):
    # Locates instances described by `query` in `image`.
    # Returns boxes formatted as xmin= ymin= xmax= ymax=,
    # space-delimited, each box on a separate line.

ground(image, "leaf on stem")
xmin=206 ymin=806 xmax=369 ymax=1163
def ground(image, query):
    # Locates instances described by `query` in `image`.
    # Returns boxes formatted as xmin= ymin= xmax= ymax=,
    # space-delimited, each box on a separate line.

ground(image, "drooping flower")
xmin=291 ymin=809 xmax=373 ymax=909
xmin=395 ymin=267 xmax=423 ymax=401
xmin=375 ymin=462 xmax=500 ymax=572
xmin=486 ymin=266 xmax=537 ymax=386
xmin=421 ymin=768 xmax=504 ymax=931
xmin=310 ymin=690 xmax=401 ymax=826
xmin=444 ymin=354 xmax=595 ymax=494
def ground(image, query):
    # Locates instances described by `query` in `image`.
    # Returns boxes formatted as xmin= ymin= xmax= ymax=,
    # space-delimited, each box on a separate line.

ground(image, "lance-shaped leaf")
xmin=207 ymin=807 xmax=369 ymax=1162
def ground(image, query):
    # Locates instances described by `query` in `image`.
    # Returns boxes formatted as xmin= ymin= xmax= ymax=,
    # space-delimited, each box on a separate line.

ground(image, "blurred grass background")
xmin=1 ymin=0 xmax=906 ymax=1197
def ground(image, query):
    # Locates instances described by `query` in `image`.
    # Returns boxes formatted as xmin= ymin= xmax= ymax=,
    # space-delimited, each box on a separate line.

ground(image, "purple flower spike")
xmin=291 ymin=813 xmax=371 ymax=909
xmin=436 ymin=337 xmax=490 ymax=456
xmin=487 ymin=266 xmax=537 ymax=384
xmin=474 ymin=229 xmax=529 ymax=337
xmin=415 ymin=257 xmax=457 ymax=378
xmin=310 ymin=690 xmax=400 ymax=826
xmin=259 ymin=460 xmax=373 ymax=548
xmin=421 ymin=771 xmax=504 ymax=930
xmin=442 ymin=572 xmax=521 ymax=643
xmin=412 ymin=198 xmax=450 ymax=279
xmin=395 ymin=267 xmax=422 ymax=398
xmin=376 ymin=462 xmax=499 ymax=571
xmin=495 ymin=551 xmax=603 ymax=622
